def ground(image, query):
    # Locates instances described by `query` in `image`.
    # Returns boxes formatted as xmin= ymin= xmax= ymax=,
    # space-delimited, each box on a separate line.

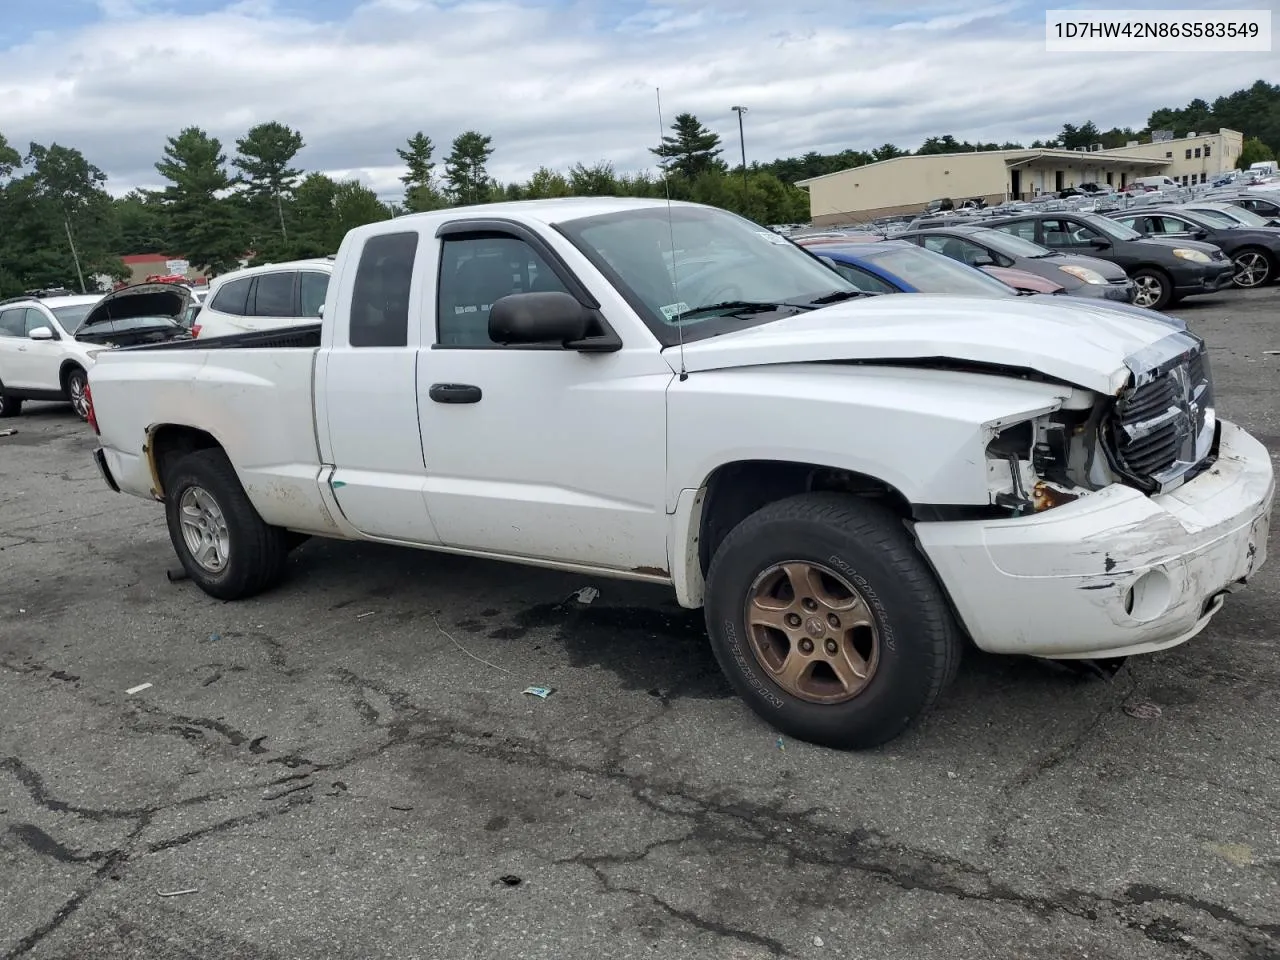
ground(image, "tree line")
xmin=0 ymin=78 xmax=1275 ymax=297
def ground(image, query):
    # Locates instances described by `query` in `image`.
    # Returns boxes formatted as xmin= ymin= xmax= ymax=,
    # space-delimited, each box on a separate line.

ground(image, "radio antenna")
xmin=655 ymin=86 xmax=688 ymax=382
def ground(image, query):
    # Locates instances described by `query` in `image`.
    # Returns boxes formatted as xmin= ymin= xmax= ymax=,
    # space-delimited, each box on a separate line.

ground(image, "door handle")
xmin=429 ymin=383 xmax=482 ymax=404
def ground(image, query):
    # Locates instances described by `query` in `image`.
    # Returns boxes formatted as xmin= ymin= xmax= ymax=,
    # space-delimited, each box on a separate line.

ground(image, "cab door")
xmin=414 ymin=224 xmax=672 ymax=572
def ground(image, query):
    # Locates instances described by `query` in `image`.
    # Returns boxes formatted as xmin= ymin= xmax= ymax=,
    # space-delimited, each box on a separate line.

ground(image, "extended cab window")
xmin=436 ymin=235 xmax=570 ymax=347
xmin=1041 ymin=219 xmax=1099 ymax=249
xmin=994 ymin=220 xmax=1038 ymax=243
xmin=211 ymin=277 xmax=251 ymax=315
xmin=350 ymin=232 xmax=419 ymax=348
xmin=252 ymin=272 xmax=296 ymax=317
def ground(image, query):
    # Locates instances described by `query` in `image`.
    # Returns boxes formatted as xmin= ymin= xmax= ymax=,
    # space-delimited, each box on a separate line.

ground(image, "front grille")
xmin=1111 ymin=344 xmax=1214 ymax=490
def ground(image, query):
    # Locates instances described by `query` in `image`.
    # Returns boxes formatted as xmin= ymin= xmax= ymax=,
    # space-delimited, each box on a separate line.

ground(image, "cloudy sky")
xmin=0 ymin=0 xmax=1273 ymax=200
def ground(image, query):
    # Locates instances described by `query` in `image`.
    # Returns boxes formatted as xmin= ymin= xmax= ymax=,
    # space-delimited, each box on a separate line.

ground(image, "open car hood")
xmin=79 ymin=282 xmax=193 ymax=330
xmin=664 ymin=294 xmax=1194 ymax=396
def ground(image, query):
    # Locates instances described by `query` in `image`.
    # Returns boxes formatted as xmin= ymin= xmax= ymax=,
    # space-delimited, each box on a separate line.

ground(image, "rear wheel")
xmin=163 ymin=448 xmax=291 ymax=600
xmin=0 ymin=382 xmax=21 ymax=419
xmin=704 ymin=492 xmax=962 ymax=750
xmin=64 ymin=367 xmax=89 ymax=420
xmin=1231 ymin=248 xmax=1274 ymax=288
xmin=1131 ymin=268 xmax=1172 ymax=310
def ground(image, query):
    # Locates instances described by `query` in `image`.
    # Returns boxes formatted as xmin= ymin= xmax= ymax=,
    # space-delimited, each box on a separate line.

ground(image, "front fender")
xmin=665 ymin=363 xmax=1076 ymax=511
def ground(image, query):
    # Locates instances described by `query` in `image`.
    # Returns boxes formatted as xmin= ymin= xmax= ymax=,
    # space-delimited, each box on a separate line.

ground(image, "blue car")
xmin=798 ymin=238 xmax=1187 ymax=330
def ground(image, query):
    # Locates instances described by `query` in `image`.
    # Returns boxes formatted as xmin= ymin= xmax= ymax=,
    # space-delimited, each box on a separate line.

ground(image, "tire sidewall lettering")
xmin=722 ymin=618 xmax=785 ymax=709
xmin=827 ymin=553 xmax=896 ymax=653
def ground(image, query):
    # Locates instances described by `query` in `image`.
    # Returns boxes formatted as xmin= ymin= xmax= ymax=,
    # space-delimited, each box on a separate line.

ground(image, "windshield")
xmin=556 ymin=205 xmax=857 ymax=345
xmin=971 ymin=229 xmax=1054 ymax=259
xmin=1188 ymin=208 xmax=1238 ymax=227
xmin=52 ymin=304 xmax=96 ymax=332
xmin=856 ymin=245 xmax=1016 ymax=297
xmin=1084 ymin=214 xmax=1142 ymax=241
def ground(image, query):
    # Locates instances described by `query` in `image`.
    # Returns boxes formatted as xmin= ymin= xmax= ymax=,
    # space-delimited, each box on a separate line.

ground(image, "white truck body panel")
xmin=87 ymin=197 xmax=1274 ymax=662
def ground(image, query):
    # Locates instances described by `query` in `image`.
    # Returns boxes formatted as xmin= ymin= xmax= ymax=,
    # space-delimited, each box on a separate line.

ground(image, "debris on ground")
xmin=126 ymin=682 xmax=153 ymax=695
xmin=777 ymin=737 xmax=785 ymax=751
xmin=574 ymin=586 xmax=599 ymax=605
xmin=523 ymin=686 xmax=554 ymax=699
xmin=165 ymin=566 xmax=189 ymax=582
xmin=203 ymin=633 xmax=221 ymax=643
xmin=0 ymin=429 xmax=17 ymax=438
xmin=498 ymin=875 xmax=522 ymax=887
xmin=156 ymin=888 xmax=198 ymax=897
xmin=813 ymin=935 xmax=825 ymax=947
xmin=573 ymin=788 xmax=593 ymax=800
xmin=1123 ymin=700 xmax=1163 ymax=720
xmin=356 ymin=611 xmax=375 ymax=620
xmin=1265 ymin=350 xmax=1280 ymax=355
xmin=947 ymin=771 xmax=959 ymax=780
xmin=390 ymin=804 xmax=413 ymax=811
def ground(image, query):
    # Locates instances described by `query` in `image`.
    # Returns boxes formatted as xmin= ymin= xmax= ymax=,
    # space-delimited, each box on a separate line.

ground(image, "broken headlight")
xmin=985 ymin=390 xmax=1111 ymax=516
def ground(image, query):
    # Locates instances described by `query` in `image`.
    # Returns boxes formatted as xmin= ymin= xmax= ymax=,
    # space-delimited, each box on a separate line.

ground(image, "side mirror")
xmin=489 ymin=291 xmax=590 ymax=346
xmin=970 ymin=255 xmax=995 ymax=267
xmin=1089 ymin=237 xmax=1111 ymax=250
xmin=818 ymin=255 xmax=838 ymax=268
xmin=317 ymin=304 xmax=325 ymax=318
xmin=29 ymin=326 xmax=55 ymax=341
xmin=1193 ymin=229 xmax=1209 ymax=240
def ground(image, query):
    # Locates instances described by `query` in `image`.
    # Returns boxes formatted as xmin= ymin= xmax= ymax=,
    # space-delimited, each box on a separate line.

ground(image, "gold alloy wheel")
xmin=743 ymin=561 xmax=880 ymax=704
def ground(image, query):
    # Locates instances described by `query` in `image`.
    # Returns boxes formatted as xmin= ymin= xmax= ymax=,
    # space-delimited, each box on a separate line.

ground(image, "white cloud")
xmin=0 ymin=0 xmax=1272 ymax=200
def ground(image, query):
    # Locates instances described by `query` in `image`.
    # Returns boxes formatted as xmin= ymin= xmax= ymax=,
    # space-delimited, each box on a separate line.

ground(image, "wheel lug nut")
xmin=799 ymin=639 xmax=814 ymax=654
xmin=802 ymin=598 xmax=818 ymax=612
xmin=786 ymin=613 xmax=802 ymax=627
xmin=825 ymin=639 xmax=838 ymax=655
xmin=827 ymin=614 xmax=840 ymax=629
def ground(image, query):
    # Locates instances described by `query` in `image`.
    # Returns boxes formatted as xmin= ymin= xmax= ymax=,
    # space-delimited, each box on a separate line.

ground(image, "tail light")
xmin=85 ymin=382 xmax=99 ymax=435
xmin=191 ymin=324 xmax=202 ymax=338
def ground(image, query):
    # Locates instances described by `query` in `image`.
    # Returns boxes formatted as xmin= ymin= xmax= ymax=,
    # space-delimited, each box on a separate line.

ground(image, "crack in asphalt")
xmin=4 ymin=658 xmax=1278 ymax=959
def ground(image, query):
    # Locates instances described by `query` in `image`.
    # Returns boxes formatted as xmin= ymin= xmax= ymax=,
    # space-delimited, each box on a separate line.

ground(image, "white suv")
xmin=0 ymin=293 xmax=104 ymax=419
xmin=0 ymin=284 xmax=194 ymax=419
xmin=194 ymin=259 xmax=332 ymax=339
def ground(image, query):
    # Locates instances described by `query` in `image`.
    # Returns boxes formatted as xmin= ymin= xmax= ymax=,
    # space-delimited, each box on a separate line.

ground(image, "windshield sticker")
xmin=756 ymin=231 xmax=789 ymax=244
xmin=660 ymin=302 xmax=691 ymax=320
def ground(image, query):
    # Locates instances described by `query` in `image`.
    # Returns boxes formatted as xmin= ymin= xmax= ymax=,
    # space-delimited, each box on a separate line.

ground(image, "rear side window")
xmin=350 ymin=233 xmax=419 ymax=348
xmin=210 ymin=277 xmax=251 ymax=315
xmin=300 ymin=271 xmax=329 ymax=317
xmin=253 ymin=272 xmax=296 ymax=317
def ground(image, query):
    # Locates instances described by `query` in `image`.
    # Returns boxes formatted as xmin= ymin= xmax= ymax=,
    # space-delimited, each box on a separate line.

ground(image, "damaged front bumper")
xmin=914 ymin=419 xmax=1273 ymax=659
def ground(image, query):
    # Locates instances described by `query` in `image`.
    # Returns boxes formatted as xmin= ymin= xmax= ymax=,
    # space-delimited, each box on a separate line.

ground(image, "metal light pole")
xmin=731 ymin=106 xmax=748 ymax=198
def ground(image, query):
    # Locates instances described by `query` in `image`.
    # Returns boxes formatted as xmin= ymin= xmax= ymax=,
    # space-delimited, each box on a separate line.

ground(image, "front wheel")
xmin=163 ymin=448 xmax=291 ymax=600
xmin=1131 ymin=268 xmax=1173 ymax=310
xmin=704 ymin=493 xmax=962 ymax=750
xmin=65 ymin=367 xmax=89 ymax=420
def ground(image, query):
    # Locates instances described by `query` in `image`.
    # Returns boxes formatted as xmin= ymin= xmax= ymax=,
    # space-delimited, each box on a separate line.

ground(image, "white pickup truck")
xmin=85 ymin=198 xmax=1274 ymax=749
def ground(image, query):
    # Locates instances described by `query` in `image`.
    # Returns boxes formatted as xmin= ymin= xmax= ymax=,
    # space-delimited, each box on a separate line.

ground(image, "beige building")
xmin=798 ymin=128 xmax=1244 ymax=226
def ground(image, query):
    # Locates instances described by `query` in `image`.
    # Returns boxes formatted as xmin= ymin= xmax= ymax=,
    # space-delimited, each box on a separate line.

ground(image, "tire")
xmin=0 ymin=381 xmax=21 ymax=419
xmin=163 ymin=448 xmax=291 ymax=601
xmin=1231 ymin=247 xmax=1274 ymax=288
xmin=704 ymin=492 xmax=962 ymax=750
xmin=64 ymin=366 xmax=89 ymax=421
xmin=1131 ymin=268 xmax=1173 ymax=310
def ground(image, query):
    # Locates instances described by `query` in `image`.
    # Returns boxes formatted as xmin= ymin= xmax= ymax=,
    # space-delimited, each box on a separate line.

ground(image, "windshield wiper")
xmin=672 ymin=300 xmax=802 ymax=321
xmin=807 ymin=290 xmax=877 ymax=305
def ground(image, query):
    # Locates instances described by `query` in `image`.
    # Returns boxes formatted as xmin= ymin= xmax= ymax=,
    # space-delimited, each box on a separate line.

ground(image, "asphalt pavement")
xmin=3 ymin=286 xmax=1280 ymax=960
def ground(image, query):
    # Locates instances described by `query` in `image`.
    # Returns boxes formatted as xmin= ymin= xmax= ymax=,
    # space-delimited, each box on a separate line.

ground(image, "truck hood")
xmin=78 ymin=281 xmax=192 ymax=330
xmin=665 ymin=294 xmax=1196 ymax=395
